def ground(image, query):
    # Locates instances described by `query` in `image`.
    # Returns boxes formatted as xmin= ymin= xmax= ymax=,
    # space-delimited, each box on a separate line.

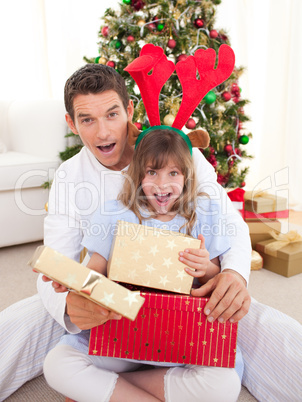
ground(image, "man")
xmin=41 ymin=63 xmax=251 ymax=332
xmin=0 ymin=64 xmax=301 ymax=400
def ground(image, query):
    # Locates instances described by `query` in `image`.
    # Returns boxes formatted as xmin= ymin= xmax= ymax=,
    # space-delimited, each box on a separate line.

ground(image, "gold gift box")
xmin=107 ymin=221 xmax=200 ymax=294
xmin=244 ymin=191 xmax=287 ymax=214
xmin=256 ymin=232 xmax=302 ymax=277
xmin=28 ymin=246 xmax=145 ymax=320
xmin=247 ymin=219 xmax=281 ymax=248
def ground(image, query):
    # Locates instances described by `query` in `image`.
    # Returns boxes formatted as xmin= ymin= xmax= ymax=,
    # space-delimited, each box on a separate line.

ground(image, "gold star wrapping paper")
xmin=107 ymin=221 xmax=201 ymax=294
xmin=28 ymin=246 xmax=145 ymax=320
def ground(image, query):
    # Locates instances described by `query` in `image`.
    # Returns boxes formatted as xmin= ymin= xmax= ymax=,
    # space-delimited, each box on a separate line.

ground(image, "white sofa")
xmin=0 ymin=100 xmax=68 ymax=247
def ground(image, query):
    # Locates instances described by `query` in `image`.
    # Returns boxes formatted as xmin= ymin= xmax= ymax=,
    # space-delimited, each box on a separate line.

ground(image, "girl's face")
xmin=141 ymin=158 xmax=185 ymax=220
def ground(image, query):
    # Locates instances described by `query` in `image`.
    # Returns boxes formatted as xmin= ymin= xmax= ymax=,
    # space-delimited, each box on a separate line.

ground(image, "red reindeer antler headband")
xmin=125 ymin=43 xmax=235 ymax=152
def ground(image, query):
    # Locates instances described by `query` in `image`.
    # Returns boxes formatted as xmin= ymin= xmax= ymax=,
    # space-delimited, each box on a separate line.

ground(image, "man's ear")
xmin=127 ymin=99 xmax=134 ymax=122
xmin=127 ymin=121 xmax=140 ymax=146
xmin=65 ymin=113 xmax=79 ymax=135
xmin=187 ymin=129 xmax=210 ymax=149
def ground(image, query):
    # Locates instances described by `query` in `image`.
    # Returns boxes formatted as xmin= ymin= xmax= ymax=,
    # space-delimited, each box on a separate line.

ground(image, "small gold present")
xmin=247 ymin=219 xmax=281 ymax=248
xmin=256 ymin=231 xmax=302 ymax=277
xmin=244 ymin=191 xmax=287 ymax=214
xmin=107 ymin=221 xmax=201 ymax=294
xmin=28 ymin=246 xmax=145 ymax=320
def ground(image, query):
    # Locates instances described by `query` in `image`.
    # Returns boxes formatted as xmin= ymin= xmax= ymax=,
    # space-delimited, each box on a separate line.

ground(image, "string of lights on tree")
xmin=69 ymin=0 xmax=252 ymax=188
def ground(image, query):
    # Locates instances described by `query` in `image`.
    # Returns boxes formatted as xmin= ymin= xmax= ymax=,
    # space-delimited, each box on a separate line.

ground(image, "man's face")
xmin=66 ymin=90 xmax=134 ymax=171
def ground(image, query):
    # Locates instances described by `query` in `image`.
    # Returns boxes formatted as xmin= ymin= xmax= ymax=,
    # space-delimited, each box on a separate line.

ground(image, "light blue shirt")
xmin=82 ymin=196 xmax=231 ymax=262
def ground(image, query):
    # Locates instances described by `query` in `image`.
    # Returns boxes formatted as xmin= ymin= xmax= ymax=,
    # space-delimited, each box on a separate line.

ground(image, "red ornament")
xmin=228 ymin=158 xmax=234 ymax=167
xmin=240 ymin=182 xmax=246 ymax=188
xmin=235 ymin=148 xmax=242 ymax=157
xmin=194 ymin=18 xmax=204 ymax=28
xmin=127 ymin=35 xmax=135 ymax=43
xmin=217 ymin=173 xmax=229 ymax=185
xmin=224 ymin=144 xmax=233 ymax=155
xmin=167 ymin=38 xmax=177 ymax=49
xmin=131 ymin=0 xmax=145 ymax=11
xmin=220 ymin=33 xmax=228 ymax=42
xmin=231 ymin=83 xmax=240 ymax=97
xmin=222 ymin=91 xmax=231 ymax=102
xmin=148 ymin=23 xmax=156 ymax=31
xmin=209 ymin=30 xmax=218 ymax=39
xmin=185 ymin=118 xmax=196 ymax=129
xmin=209 ymin=146 xmax=215 ymax=154
xmin=233 ymin=97 xmax=240 ymax=104
xmin=101 ymin=26 xmax=109 ymax=37
xmin=134 ymin=122 xmax=142 ymax=130
xmin=106 ymin=61 xmax=115 ymax=68
xmin=177 ymin=54 xmax=188 ymax=63
xmin=207 ymin=155 xmax=217 ymax=168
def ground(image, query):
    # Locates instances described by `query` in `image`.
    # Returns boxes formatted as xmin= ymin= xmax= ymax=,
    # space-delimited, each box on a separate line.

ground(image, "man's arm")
xmin=38 ymin=175 xmax=86 ymax=332
xmin=192 ymin=149 xmax=251 ymax=322
xmin=39 ymin=211 xmax=120 ymax=332
xmin=39 ymin=160 xmax=121 ymax=332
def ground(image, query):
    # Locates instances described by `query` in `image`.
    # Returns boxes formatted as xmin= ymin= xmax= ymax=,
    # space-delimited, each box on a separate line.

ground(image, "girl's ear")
xmin=187 ymin=129 xmax=210 ymax=149
xmin=127 ymin=121 xmax=141 ymax=146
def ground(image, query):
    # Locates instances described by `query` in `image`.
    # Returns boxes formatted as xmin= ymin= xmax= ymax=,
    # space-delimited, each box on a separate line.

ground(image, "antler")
xmin=124 ymin=44 xmax=175 ymax=126
xmin=172 ymin=44 xmax=235 ymax=130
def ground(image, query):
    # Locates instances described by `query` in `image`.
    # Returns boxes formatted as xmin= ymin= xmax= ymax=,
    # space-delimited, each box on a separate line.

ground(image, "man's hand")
xmin=41 ymin=274 xmax=68 ymax=292
xmin=191 ymin=269 xmax=251 ymax=323
xmin=66 ymin=292 xmax=122 ymax=330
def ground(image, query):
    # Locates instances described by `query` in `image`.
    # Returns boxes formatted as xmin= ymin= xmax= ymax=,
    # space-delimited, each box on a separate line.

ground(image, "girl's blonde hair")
xmin=119 ymin=129 xmax=201 ymax=235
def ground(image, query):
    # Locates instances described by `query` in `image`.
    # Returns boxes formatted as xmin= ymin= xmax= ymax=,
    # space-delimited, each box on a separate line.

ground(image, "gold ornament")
xmin=173 ymin=10 xmax=181 ymax=19
xmin=137 ymin=19 xmax=146 ymax=27
xmin=251 ymin=250 xmax=263 ymax=271
xmin=164 ymin=97 xmax=181 ymax=116
xmin=98 ymin=56 xmax=107 ymax=65
xmin=163 ymin=114 xmax=175 ymax=126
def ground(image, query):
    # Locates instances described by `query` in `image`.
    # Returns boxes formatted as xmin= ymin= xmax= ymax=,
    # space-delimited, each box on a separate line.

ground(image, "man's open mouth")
xmin=154 ymin=193 xmax=171 ymax=205
xmin=97 ymin=143 xmax=116 ymax=153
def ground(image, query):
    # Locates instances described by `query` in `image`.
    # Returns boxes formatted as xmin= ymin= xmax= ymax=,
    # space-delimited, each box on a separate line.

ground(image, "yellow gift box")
xmin=244 ymin=191 xmax=287 ymax=214
xmin=247 ymin=219 xmax=281 ymax=248
xmin=28 ymin=246 xmax=145 ymax=320
xmin=255 ymin=231 xmax=302 ymax=277
xmin=107 ymin=221 xmax=201 ymax=294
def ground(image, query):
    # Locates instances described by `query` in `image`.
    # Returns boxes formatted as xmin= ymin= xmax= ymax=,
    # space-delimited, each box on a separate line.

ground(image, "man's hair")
xmin=119 ymin=129 xmax=201 ymax=235
xmin=64 ymin=64 xmax=130 ymax=122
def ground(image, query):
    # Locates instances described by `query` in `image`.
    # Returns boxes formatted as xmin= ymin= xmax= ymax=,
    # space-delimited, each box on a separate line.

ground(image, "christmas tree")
xmin=63 ymin=0 xmax=252 ymax=188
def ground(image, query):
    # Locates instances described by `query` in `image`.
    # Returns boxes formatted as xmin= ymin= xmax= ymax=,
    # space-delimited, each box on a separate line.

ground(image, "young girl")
xmin=44 ymin=128 xmax=243 ymax=402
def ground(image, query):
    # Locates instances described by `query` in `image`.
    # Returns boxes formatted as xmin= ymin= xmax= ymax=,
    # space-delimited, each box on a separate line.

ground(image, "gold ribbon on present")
xmin=264 ymin=230 xmax=302 ymax=257
xmin=81 ymin=270 xmax=103 ymax=296
xmin=244 ymin=190 xmax=277 ymax=211
xmin=251 ymin=250 xmax=263 ymax=270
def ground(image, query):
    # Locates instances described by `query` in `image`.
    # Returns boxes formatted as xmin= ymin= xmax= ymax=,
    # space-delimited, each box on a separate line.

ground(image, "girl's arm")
xmin=179 ymin=234 xmax=221 ymax=284
xmin=197 ymin=256 xmax=220 ymax=285
xmin=86 ymin=252 xmax=108 ymax=276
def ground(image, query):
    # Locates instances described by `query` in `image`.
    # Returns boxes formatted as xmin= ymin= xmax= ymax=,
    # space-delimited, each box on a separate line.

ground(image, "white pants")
xmin=44 ymin=344 xmax=241 ymax=402
xmin=1 ymin=295 xmax=302 ymax=401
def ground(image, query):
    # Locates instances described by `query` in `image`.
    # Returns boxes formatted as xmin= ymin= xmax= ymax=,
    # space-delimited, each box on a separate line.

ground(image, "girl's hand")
xmin=178 ymin=234 xmax=210 ymax=278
